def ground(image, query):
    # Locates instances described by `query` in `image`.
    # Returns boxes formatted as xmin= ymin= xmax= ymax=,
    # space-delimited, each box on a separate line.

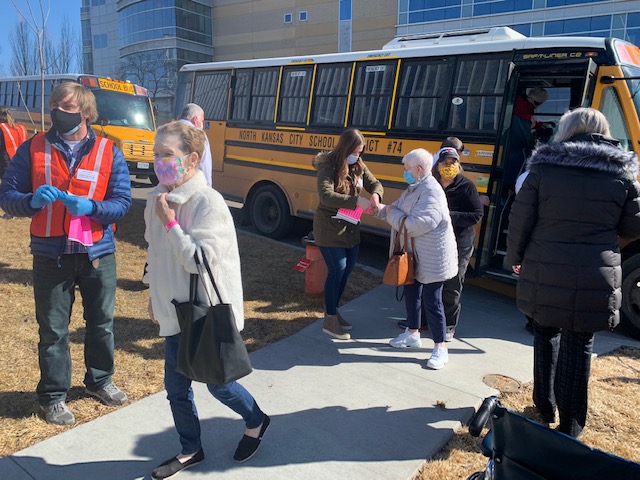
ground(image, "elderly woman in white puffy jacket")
xmin=377 ymin=148 xmax=458 ymax=369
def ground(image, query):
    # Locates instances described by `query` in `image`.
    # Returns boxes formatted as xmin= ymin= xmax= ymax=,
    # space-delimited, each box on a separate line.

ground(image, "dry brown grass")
xmin=0 ymin=202 xmax=380 ymax=457
xmin=415 ymin=346 xmax=640 ymax=479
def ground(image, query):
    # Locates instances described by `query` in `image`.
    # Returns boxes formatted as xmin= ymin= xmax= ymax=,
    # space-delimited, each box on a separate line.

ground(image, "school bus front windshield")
xmin=93 ymin=89 xmax=154 ymax=131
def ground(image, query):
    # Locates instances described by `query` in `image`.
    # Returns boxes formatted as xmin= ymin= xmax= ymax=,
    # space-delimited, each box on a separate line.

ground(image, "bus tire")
xmin=621 ymin=254 xmax=640 ymax=339
xmin=149 ymin=175 xmax=159 ymax=186
xmin=249 ymin=185 xmax=293 ymax=239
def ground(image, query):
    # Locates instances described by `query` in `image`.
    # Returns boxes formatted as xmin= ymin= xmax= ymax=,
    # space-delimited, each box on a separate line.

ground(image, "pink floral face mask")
xmin=154 ymin=155 xmax=186 ymax=185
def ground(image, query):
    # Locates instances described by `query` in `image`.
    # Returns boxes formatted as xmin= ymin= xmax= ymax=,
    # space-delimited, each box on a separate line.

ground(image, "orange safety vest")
xmin=30 ymin=133 xmax=114 ymax=242
xmin=0 ymin=122 xmax=28 ymax=158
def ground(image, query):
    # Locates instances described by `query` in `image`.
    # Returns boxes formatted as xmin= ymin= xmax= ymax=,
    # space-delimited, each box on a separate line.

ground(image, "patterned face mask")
xmin=153 ymin=155 xmax=187 ymax=185
xmin=438 ymin=163 xmax=460 ymax=180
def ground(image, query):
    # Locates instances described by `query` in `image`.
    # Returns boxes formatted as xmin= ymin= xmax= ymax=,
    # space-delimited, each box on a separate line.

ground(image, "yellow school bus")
xmin=0 ymin=74 xmax=157 ymax=183
xmin=175 ymin=26 xmax=640 ymax=336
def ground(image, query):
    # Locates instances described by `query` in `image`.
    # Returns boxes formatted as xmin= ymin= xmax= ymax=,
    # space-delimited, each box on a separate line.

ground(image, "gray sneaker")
xmin=86 ymin=383 xmax=128 ymax=406
xmin=41 ymin=401 xmax=75 ymax=425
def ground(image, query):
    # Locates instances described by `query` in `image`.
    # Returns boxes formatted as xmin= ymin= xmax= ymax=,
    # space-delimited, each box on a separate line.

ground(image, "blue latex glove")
xmin=60 ymin=194 xmax=95 ymax=216
xmin=30 ymin=185 xmax=63 ymax=209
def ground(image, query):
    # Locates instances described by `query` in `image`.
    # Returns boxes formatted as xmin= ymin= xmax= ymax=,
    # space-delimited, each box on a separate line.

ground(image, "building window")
xmin=340 ymin=0 xmax=352 ymax=21
xmin=284 ymin=13 xmax=293 ymax=24
xmin=299 ymin=11 xmax=308 ymax=22
xmin=93 ymin=34 xmax=107 ymax=49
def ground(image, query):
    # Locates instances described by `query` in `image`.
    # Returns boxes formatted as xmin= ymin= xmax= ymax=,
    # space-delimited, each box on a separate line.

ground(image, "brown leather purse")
xmin=382 ymin=217 xmax=415 ymax=286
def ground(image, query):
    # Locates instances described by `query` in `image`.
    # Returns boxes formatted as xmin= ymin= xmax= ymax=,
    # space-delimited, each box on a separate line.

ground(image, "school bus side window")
xmin=249 ymin=67 xmax=279 ymax=123
xmin=350 ymin=61 xmax=397 ymax=130
xmin=600 ymin=86 xmax=632 ymax=151
xmin=278 ymin=66 xmax=312 ymax=125
xmin=231 ymin=70 xmax=253 ymax=121
xmin=174 ymin=72 xmax=193 ymax=116
xmin=394 ymin=60 xmax=452 ymax=130
xmin=448 ymin=56 xmax=509 ymax=132
xmin=311 ymin=63 xmax=352 ymax=126
xmin=9 ymin=82 xmax=18 ymax=107
xmin=193 ymin=71 xmax=230 ymax=121
xmin=34 ymin=80 xmax=42 ymax=110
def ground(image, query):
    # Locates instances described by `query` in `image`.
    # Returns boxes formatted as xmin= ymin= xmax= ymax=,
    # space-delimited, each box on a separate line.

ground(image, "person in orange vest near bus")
xmin=0 ymin=82 xmax=132 ymax=425
xmin=0 ymin=106 xmax=28 ymax=178
xmin=0 ymin=106 xmax=29 ymax=218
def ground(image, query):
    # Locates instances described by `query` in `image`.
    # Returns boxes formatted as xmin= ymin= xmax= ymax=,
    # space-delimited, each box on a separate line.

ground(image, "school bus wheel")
xmin=249 ymin=184 xmax=293 ymax=239
xmin=621 ymin=254 xmax=640 ymax=339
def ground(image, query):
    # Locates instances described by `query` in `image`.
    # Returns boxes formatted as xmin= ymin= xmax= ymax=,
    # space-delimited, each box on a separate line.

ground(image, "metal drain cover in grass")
xmin=482 ymin=374 xmax=522 ymax=393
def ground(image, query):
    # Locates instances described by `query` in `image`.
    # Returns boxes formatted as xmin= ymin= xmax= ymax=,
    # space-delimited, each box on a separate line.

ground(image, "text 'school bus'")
xmin=175 ymin=26 xmax=640 ymax=336
xmin=0 ymin=74 xmax=157 ymax=183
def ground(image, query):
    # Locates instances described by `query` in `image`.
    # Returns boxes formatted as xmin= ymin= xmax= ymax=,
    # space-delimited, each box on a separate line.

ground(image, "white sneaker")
xmin=426 ymin=345 xmax=449 ymax=370
xmin=389 ymin=328 xmax=421 ymax=348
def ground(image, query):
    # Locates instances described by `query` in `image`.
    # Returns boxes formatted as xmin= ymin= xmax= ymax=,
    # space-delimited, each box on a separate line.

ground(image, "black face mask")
xmin=51 ymin=108 xmax=83 ymax=135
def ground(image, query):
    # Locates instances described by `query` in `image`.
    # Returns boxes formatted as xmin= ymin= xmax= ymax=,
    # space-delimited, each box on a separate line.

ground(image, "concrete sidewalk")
xmin=3 ymin=284 xmax=639 ymax=480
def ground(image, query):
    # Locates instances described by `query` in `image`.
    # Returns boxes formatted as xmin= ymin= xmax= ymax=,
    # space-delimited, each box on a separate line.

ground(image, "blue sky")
xmin=0 ymin=0 xmax=82 ymax=75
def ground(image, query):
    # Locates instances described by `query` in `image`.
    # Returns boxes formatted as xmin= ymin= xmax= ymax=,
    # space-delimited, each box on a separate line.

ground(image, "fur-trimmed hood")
xmin=527 ymin=134 xmax=639 ymax=180
xmin=312 ymin=151 xmax=332 ymax=170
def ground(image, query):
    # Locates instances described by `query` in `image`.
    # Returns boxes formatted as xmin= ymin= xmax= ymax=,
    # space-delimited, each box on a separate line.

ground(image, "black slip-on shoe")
xmin=233 ymin=414 xmax=271 ymax=463
xmin=152 ymin=447 xmax=204 ymax=480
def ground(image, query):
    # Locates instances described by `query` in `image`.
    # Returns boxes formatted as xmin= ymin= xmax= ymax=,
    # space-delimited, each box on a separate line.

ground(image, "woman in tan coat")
xmin=312 ymin=128 xmax=383 ymax=340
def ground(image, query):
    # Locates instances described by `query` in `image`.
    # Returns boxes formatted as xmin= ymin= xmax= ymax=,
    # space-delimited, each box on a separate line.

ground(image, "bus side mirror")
xmin=97 ymin=116 xmax=110 ymax=126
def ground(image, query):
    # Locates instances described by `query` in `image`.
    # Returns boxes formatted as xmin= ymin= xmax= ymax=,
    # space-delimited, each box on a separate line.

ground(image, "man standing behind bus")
xmin=178 ymin=103 xmax=212 ymax=187
xmin=0 ymin=82 xmax=132 ymax=425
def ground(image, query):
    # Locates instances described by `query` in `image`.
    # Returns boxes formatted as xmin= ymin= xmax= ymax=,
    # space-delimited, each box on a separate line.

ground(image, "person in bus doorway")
xmin=0 ymin=82 xmax=132 ymax=425
xmin=313 ymin=128 xmax=383 ymax=340
xmin=0 ymin=106 xmax=29 ymax=219
xmin=507 ymin=107 xmax=640 ymax=437
xmin=178 ymin=103 xmax=212 ymax=187
xmin=144 ymin=122 xmax=269 ymax=478
xmin=379 ymin=148 xmax=458 ymax=369
xmin=504 ymin=86 xmax=548 ymax=192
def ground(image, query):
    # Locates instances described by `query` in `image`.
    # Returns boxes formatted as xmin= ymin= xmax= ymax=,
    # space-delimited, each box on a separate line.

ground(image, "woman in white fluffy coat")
xmin=378 ymin=148 xmax=458 ymax=369
xmin=144 ymin=121 xmax=270 ymax=479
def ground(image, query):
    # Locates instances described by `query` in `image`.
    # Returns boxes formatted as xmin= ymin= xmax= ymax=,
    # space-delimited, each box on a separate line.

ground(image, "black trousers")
xmin=532 ymin=321 xmax=594 ymax=438
xmin=443 ymin=243 xmax=474 ymax=330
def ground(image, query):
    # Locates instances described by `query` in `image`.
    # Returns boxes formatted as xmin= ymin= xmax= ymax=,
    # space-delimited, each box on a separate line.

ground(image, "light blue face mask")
xmin=403 ymin=169 xmax=417 ymax=185
xmin=347 ymin=154 xmax=359 ymax=165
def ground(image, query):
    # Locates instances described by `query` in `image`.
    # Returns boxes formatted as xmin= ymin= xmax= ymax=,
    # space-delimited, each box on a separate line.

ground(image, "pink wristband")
xmin=165 ymin=219 xmax=178 ymax=231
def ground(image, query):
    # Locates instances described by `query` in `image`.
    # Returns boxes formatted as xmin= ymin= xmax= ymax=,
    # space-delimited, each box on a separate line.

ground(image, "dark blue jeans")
xmin=404 ymin=280 xmax=446 ymax=343
xmin=33 ymin=253 xmax=117 ymax=405
xmin=164 ymin=333 xmax=265 ymax=455
xmin=319 ymin=245 xmax=360 ymax=315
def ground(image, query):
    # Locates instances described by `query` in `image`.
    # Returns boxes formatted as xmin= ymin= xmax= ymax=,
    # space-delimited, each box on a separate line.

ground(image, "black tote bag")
xmin=172 ymin=251 xmax=253 ymax=384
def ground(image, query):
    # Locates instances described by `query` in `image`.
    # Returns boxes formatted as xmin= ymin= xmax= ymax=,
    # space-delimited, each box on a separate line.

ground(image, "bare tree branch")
xmin=9 ymin=21 xmax=37 ymax=76
xmin=10 ymin=0 xmax=52 ymax=131
xmin=118 ymin=51 xmax=176 ymax=102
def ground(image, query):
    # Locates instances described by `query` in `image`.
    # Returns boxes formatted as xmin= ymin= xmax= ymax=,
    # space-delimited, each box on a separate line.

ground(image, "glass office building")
xmin=82 ymin=0 xmax=213 ymax=123
xmin=397 ymin=0 xmax=640 ymax=46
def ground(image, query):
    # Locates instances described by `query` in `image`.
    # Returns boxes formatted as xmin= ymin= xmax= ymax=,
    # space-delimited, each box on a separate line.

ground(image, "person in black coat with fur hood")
xmin=507 ymin=107 xmax=640 ymax=438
